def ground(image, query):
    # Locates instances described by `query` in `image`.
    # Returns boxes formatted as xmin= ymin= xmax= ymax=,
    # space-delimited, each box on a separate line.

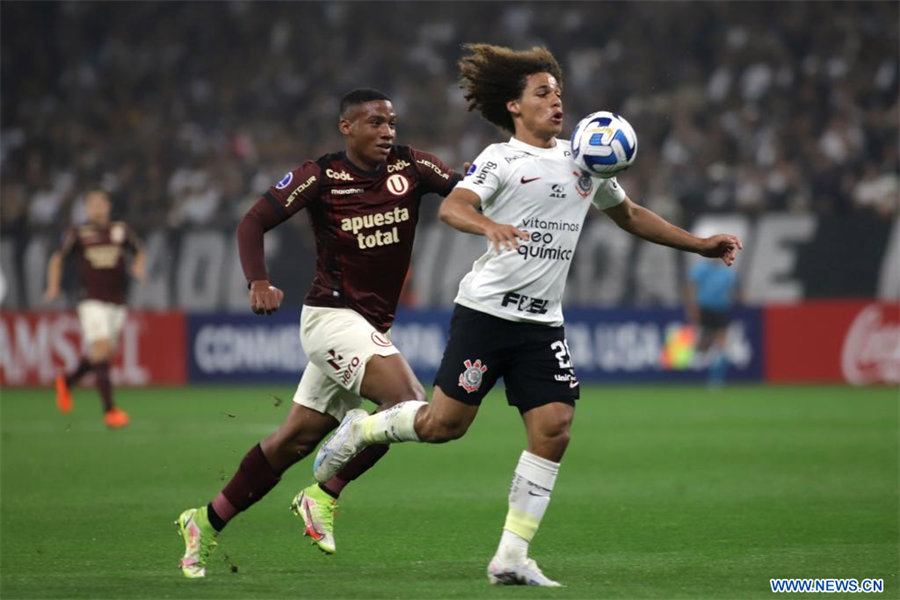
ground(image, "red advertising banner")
xmin=0 ymin=311 xmax=187 ymax=386
xmin=765 ymin=300 xmax=899 ymax=384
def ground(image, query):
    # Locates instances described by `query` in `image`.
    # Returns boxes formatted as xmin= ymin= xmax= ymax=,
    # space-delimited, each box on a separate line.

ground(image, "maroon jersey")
xmin=58 ymin=221 xmax=141 ymax=305
xmin=253 ymin=146 xmax=460 ymax=332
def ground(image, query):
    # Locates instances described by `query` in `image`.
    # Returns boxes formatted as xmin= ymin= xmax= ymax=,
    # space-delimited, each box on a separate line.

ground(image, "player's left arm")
xmin=126 ymin=226 xmax=147 ymax=283
xmin=603 ymin=197 xmax=742 ymax=266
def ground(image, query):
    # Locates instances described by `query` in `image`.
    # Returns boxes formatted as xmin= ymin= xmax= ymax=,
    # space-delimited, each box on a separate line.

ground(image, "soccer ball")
xmin=570 ymin=111 xmax=638 ymax=178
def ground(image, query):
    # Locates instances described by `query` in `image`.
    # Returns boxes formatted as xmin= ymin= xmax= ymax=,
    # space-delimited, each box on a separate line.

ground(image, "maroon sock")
xmin=92 ymin=361 xmax=114 ymax=413
xmin=322 ymin=444 xmax=390 ymax=498
xmin=66 ymin=357 xmax=92 ymax=386
xmin=211 ymin=444 xmax=280 ymax=531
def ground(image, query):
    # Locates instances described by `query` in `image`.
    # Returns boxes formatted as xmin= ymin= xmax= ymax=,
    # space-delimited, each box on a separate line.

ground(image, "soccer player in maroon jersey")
xmin=44 ymin=189 xmax=146 ymax=428
xmin=176 ymin=88 xmax=463 ymax=578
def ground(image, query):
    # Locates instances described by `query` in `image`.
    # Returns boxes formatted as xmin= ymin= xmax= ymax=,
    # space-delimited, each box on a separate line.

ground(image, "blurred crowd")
xmin=2 ymin=1 xmax=897 ymax=238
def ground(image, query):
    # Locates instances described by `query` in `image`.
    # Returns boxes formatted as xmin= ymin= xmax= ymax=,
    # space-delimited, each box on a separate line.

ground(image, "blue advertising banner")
xmin=187 ymin=307 xmax=764 ymax=385
xmin=187 ymin=312 xmax=306 ymax=383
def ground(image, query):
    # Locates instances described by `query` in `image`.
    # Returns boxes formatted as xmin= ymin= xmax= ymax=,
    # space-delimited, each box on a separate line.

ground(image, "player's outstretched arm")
xmin=438 ymin=188 xmax=529 ymax=253
xmin=43 ymin=250 xmax=64 ymax=302
xmin=603 ymin=197 xmax=742 ymax=266
xmin=237 ymin=197 xmax=290 ymax=314
xmin=131 ymin=249 xmax=147 ymax=283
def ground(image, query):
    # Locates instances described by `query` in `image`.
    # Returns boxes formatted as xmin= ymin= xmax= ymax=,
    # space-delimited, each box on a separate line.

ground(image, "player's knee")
xmin=540 ymin=413 xmax=573 ymax=450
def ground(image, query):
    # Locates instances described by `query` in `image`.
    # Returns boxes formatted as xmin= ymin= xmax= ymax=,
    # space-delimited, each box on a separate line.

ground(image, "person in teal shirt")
xmin=685 ymin=257 xmax=741 ymax=386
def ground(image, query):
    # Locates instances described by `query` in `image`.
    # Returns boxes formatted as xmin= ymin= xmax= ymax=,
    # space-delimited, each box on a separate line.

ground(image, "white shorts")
xmin=77 ymin=300 xmax=126 ymax=347
xmin=293 ymin=305 xmax=399 ymax=421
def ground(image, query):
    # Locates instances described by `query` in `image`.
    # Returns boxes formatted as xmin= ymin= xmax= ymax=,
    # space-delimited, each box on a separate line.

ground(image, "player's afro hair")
xmin=458 ymin=44 xmax=563 ymax=133
xmin=340 ymin=88 xmax=391 ymax=117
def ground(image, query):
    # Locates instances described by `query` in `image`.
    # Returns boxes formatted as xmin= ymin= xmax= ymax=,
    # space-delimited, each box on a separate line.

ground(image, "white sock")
xmin=360 ymin=400 xmax=426 ymax=444
xmin=496 ymin=450 xmax=560 ymax=564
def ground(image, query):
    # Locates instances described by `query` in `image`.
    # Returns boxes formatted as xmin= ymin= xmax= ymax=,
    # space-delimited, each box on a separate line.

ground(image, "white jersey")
xmin=454 ymin=136 xmax=626 ymax=326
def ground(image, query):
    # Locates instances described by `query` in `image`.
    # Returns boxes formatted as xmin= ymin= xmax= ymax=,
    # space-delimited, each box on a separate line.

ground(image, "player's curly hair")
xmin=458 ymin=43 xmax=563 ymax=133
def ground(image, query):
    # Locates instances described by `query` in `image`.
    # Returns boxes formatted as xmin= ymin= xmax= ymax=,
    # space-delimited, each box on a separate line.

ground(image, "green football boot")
xmin=291 ymin=484 xmax=337 ymax=554
xmin=176 ymin=506 xmax=218 ymax=578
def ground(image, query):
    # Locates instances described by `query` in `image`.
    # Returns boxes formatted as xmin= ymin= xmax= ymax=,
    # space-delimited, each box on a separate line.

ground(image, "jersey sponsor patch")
xmin=276 ymin=172 xmax=293 ymax=189
xmin=466 ymin=163 xmax=477 ymax=176
xmin=575 ymin=172 xmax=594 ymax=198
xmin=458 ymin=358 xmax=488 ymax=393
xmin=386 ymin=174 xmax=410 ymax=196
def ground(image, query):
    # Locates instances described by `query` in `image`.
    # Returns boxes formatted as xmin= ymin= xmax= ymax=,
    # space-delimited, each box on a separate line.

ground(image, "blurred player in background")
xmin=314 ymin=44 xmax=742 ymax=587
xmin=44 ymin=189 xmax=145 ymax=428
xmin=685 ymin=257 xmax=741 ymax=386
xmin=175 ymin=88 xmax=462 ymax=578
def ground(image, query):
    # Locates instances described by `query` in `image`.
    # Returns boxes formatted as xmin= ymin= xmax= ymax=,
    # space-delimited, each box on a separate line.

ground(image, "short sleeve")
xmin=591 ymin=176 xmax=627 ymax=210
xmin=454 ymin=145 xmax=505 ymax=206
xmin=266 ymin=161 xmax=322 ymax=215
xmin=410 ymin=148 xmax=460 ymax=196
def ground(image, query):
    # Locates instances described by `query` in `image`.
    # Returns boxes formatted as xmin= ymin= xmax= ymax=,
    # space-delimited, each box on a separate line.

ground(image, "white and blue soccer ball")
xmin=570 ymin=111 xmax=638 ymax=178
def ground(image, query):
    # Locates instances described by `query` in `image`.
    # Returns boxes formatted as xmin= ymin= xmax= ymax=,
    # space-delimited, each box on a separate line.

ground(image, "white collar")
xmin=507 ymin=136 xmax=561 ymax=155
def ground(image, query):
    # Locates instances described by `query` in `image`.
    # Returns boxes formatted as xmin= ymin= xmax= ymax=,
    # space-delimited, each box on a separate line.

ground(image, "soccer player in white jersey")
xmin=314 ymin=44 xmax=742 ymax=586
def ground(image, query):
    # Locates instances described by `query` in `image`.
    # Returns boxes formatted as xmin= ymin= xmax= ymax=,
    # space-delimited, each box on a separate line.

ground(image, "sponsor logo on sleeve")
xmin=472 ymin=162 xmax=497 ymax=185
xmin=276 ymin=172 xmax=293 ymax=189
xmin=466 ymin=163 xmax=477 ymax=176
xmin=284 ymin=175 xmax=316 ymax=207
xmin=416 ymin=158 xmax=450 ymax=180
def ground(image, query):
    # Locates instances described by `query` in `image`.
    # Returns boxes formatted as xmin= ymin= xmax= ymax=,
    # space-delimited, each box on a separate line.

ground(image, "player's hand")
xmin=484 ymin=222 xmax=530 ymax=254
xmin=699 ymin=234 xmax=743 ymax=266
xmin=131 ymin=264 xmax=147 ymax=283
xmin=462 ymin=161 xmax=472 ymax=174
xmin=249 ymin=280 xmax=284 ymax=315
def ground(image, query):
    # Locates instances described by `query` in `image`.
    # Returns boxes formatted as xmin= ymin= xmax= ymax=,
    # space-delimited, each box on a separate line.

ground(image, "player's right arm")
xmin=438 ymin=148 xmax=528 ymax=253
xmin=438 ymin=188 xmax=528 ymax=253
xmin=237 ymin=162 xmax=320 ymax=315
xmin=43 ymin=229 xmax=76 ymax=302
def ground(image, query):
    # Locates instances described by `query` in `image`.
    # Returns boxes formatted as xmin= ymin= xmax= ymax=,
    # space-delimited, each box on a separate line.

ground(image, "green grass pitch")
xmin=1 ymin=384 xmax=897 ymax=599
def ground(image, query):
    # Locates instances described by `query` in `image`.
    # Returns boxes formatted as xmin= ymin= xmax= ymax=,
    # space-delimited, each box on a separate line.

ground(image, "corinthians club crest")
xmin=458 ymin=359 xmax=488 ymax=393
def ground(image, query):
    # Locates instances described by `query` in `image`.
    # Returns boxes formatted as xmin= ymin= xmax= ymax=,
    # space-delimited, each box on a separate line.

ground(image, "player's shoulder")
xmin=405 ymin=145 xmax=455 ymax=180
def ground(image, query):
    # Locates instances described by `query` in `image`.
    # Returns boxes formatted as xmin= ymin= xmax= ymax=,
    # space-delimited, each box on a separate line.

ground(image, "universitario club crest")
xmin=458 ymin=359 xmax=488 ymax=393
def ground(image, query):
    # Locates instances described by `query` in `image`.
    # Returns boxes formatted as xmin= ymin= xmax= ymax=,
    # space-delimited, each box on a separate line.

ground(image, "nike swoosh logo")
xmin=520 ymin=176 xmax=541 ymax=184
xmin=569 ymin=380 xmax=579 ymax=388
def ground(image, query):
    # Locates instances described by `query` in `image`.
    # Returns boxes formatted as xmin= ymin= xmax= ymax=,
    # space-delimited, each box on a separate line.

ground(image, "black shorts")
xmin=699 ymin=309 xmax=730 ymax=331
xmin=433 ymin=304 xmax=579 ymax=413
